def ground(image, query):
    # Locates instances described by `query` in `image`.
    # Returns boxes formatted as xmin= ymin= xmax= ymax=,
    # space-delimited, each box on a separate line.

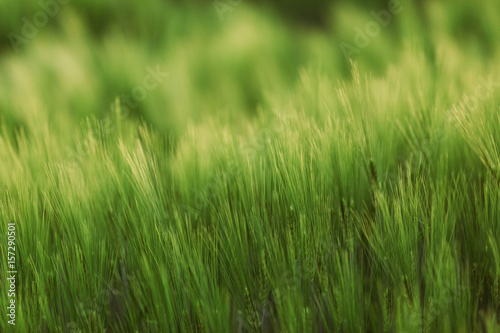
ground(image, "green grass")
xmin=1 ymin=0 xmax=500 ymax=332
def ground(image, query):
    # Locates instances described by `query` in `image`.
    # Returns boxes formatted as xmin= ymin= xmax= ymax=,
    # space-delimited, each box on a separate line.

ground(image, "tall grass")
xmin=1 ymin=0 xmax=500 ymax=332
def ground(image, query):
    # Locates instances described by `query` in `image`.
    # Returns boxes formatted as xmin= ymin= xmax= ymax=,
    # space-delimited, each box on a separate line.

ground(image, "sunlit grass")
xmin=1 ymin=0 xmax=500 ymax=332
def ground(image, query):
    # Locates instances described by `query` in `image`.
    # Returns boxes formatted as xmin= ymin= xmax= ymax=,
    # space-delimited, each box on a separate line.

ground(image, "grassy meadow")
xmin=1 ymin=0 xmax=500 ymax=332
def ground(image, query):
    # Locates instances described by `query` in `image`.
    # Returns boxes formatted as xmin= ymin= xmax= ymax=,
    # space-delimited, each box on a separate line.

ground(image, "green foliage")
xmin=1 ymin=0 xmax=500 ymax=332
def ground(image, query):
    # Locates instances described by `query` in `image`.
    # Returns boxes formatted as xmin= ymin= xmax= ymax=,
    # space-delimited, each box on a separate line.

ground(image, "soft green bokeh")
xmin=1 ymin=0 xmax=500 ymax=332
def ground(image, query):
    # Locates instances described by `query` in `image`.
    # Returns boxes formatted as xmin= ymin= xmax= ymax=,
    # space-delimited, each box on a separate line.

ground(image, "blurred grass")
xmin=1 ymin=0 xmax=500 ymax=332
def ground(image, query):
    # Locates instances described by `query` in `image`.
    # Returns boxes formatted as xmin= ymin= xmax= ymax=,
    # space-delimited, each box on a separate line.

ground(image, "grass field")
xmin=1 ymin=0 xmax=500 ymax=332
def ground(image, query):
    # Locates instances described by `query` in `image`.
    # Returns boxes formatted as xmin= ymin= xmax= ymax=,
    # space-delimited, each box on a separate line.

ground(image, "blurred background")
xmin=2 ymin=2 xmax=500 ymax=332
xmin=1 ymin=0 xmax=499 ymax=141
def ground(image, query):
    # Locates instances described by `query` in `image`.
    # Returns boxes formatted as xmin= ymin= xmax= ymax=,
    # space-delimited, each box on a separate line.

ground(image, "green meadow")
xmin=1 ymin=0 xmax=500 ymax=332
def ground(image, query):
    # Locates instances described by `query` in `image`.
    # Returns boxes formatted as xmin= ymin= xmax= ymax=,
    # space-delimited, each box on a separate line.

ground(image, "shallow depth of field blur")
xmin=1 ymin=0 xmax=500 ymax=332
